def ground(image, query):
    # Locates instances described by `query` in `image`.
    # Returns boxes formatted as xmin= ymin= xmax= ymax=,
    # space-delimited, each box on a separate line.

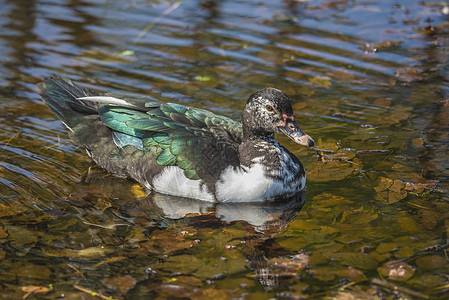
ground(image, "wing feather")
xmin=98 ymin=98 xmax=243 ymax=184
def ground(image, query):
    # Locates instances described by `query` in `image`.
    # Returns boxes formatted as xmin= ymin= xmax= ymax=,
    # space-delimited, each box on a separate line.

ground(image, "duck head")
xmin=242 ymin=88 xmax=314 ymax=147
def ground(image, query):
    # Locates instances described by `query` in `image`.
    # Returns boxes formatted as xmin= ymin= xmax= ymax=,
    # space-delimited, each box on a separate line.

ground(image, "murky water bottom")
xmin=1 ymin=0 xmax=449 ymax=298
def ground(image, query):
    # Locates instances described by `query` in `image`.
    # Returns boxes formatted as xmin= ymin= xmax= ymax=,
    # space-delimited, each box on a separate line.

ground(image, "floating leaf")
xmin=131 ymin=184 xmax=147 ymax=198
xmin=119 ymin=50 xmax=135 ymax=56
xmin=195 ymin=75 xmax=211 ymax=82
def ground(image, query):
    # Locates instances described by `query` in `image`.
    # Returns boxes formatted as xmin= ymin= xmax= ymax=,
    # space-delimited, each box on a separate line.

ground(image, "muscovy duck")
xmin=37 ymin=74 xmax=314 ymax=202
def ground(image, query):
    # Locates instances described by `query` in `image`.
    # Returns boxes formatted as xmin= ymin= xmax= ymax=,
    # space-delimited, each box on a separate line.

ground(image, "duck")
xmin=37 ymin=74 xmax=314 ymax=203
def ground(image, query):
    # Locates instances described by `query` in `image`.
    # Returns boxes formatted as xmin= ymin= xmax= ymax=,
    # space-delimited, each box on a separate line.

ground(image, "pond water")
xmin=1 ymin=0 xmax=449 ymax=298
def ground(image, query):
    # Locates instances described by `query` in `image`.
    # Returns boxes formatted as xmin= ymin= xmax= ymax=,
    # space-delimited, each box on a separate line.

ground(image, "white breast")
xmin=215 ymin=157 xmax=305 ymax=203
xmin=150 ymin=166 xmax=215 ymax=202
xmin=148 ymin=144 xmax=305 ymax=203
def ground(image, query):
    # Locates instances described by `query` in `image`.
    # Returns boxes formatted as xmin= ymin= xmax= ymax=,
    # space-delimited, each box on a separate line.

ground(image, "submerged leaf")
xmin=310 ymin=267 xmax=336 ymax=281
xmin=7 ymin=225 xmax=38 ymax=247
xmin=309 ymin=75 xmax=332 ymax=88
xmin=415 ymin=255 xmax=447 ymax=270
xmin=14 ymin=263 xmax=52 ymax=280
xmin=43 ymin=246 xmax=113 ymax=259
xmin=341 ymin=208 xmax=378 ymax=225
xmin=152 ymin=254 xmax=200 ymax=275
xmin=374 ymin=177 xmax=407 ymax=204
xmin=396 ymin=216 xmax=421 ymax=232
xmin=21 ymin=285 xmax=52 ymax=299
xmin=336 ymin=267 xmax=367 ymax=282
xmin=378 ymin=261 xmax=415 ymax=281
xmin=312 ymin=193 xmax=353 ymax=207
xmin=0 ymin=224 xmax=9 ymax=239
xmin=267 ymin=253 xmax=309 ymax=275
xmin=103 ymin=275 xmax=136 ymax=294
xmin=333 ymin=252 xmax=378 ymax=270
xmin=307 ymin=157 xmax=362 ymax=182
xmin=0 ymin=203 xmax=26 ymax=218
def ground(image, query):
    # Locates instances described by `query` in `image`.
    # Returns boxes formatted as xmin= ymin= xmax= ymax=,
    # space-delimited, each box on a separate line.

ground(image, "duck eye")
xmin=265 ymin=104 xmax=274 ymax=112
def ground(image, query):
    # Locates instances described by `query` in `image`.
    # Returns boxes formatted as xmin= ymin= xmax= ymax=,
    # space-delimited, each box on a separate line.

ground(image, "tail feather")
xmin=36 ymin=74 xmax=99 ymax=129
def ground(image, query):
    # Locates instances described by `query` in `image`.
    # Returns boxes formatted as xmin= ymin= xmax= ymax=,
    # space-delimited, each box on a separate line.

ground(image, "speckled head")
xmin=242 ymin=88 xmax=314 ymax=147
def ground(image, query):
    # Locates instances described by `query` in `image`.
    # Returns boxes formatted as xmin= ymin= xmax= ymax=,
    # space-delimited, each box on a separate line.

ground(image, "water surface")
xmin=1 ymin=0 xmax=449 ymax=298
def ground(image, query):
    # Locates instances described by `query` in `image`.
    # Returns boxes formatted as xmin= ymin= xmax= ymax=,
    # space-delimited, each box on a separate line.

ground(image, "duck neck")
xmin=241 ymin=107 xmax=275 ymax=142
xmin=242 ymin=126 xmax=275 ymax=143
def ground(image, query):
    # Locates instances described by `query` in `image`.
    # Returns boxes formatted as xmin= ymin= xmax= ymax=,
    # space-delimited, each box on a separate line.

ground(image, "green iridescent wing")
xmin=99 ymin=99 xmax=242 ymax=181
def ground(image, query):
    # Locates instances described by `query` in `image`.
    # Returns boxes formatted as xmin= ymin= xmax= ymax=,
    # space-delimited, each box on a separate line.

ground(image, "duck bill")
xmin=278 ymin=120 xmax=314 ymax=147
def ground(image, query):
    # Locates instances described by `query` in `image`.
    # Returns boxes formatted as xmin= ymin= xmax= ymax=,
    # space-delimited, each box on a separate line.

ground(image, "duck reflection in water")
xmin=67 ymin=168 xmax=306 ymax=289
xmin=70 ymin=166 xmax=305 ymax=232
